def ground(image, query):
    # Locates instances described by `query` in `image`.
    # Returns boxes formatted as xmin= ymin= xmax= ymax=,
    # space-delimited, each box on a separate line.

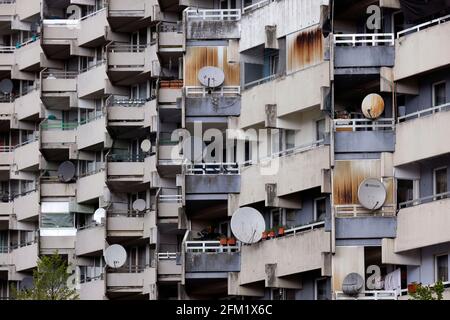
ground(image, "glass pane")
xmin=434 ymin=82 xmax=446 ymax=106
xmin=315 ymin=198 xmax=326 ymax=221
xmin=41 ymin=213 xmax=74 ymax=228
xmin=437 ymin=255 xmax=448 ymax=282
xmin=435 ymin=168 xmax=447 ymax=195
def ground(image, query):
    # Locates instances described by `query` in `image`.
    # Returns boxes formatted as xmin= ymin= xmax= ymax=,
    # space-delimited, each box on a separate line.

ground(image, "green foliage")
xmin=409 ymin=280 xmax=444 ymax=300
xmin=12 ymin=251 xmax=79 ymax=300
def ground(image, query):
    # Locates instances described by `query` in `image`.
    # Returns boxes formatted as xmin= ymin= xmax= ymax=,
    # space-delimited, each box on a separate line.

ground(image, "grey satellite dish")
xmin=198 ymin=66 xmax=225 ymax=88
xmin=0 ymin=79 xmax=13 ymax=95
xmin=358 ymin=178 xmax=386 ymax=210
xmin=182 ymin=136 xmax=206 ymax=163
xmin=104 ymin=244 xmax=127 ymax=269
xmin=57 ymin=161 xmax=76 ymax=182
xmin=342 ymin=273 xmax=364 ymax=296
xmin=93 ymin=208 xmax=106 ymax=224
xmin=132 ymin=199 xmax=146 ymax=212
xmin=230 ymin=207 xmax=266 ymax=244
xmin=140 ymin=139 xmax=151 ymax=153
xmin=20 ymin=276 xmax=34 ymax=290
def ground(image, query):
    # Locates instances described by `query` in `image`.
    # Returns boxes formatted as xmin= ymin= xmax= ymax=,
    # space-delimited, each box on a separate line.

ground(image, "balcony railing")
xmin=158 ymin=187 xmax=182 ymax=203
xmin=333 ymin=33 xmax=394 ymax=46
xmin=185 ymin=163 xmax=240 ymax=175
xmin=106 ymin=96 xmax=148 ymax=107
xmin=243 ymin=73 xmax=279 ymax=90
xmin=335 ymin=290 xmax=397 ymax=300
xmin=399 ymin=191 xmax=450 ymax=209
xmin=0 ymin=46 xmax=15 ymax=53
xmin=335 ymin=204 xmax=396 ymax=218
xmin=243 ymin=0 xmax=270 ymax=14
xmin=284 ymin=221 xmax=325 ymax=237
xmin=185 ymin=9 xmax=241 ymax=21
xmin=107 ymin=153 xmax=146 ymax=162
xmin=40 ymin=119 xmax=78 ymax=130
xmin=42 ymin=71 xmax=78 ymax=79
xmin=185 ymin=240 xmax=240 ymax=253
xmin=107 ymin=209 xmax=146 ymax=217
xmin=108 ymin=44 xmax=147 ymax=53
xmin=397 ymin=14 xmax=450 ymax=38
xmin=107 ymin=264 xmax=148 ymax=273
xmin=397 ymin=102 xmax=450 ymax=122
xmin=157 ymin=252 xmax=178 ymax=260
xmin=0 ymin=136 xmax=38 ymax=153
xmin=185 ymin=86 xmax=241 ymax=97
xmin=333 ymin=118 xmax=395 ymax=131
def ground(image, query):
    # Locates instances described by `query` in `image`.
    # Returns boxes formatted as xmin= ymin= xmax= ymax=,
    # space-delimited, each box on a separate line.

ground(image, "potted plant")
xmin=227 ymin=237 xmax=236 ymax=246
xmin=219 ymin=236 xmax=227 ymax=246
xmin=277 ymin=225 xmax=285 ymax=236
xmin=261 ymin=230 xmax=268 ymax=240
xmin=268 ymin=228 xmax=276 ymax=238
xmin=407 ymin=282 xmax=418 ymax=294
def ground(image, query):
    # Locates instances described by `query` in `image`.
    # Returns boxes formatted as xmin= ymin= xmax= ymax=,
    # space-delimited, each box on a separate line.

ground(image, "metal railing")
xmin=243 ymin=73 xmax=279 ymax=90
xmin=0 ymin=46 xmax=15 ymax=53
xmin=243 ymin=0 xmax=271 ymax=14
xmin=333 ymin=118 xmax=395 ymax=131
xmin=108 ymin=44 xmax=147 ymax=53
xmin=107 ymin=97 xmax=147 ymax=107
xmin=333 ymin=33 xmax=395 ymax=46
xmin=80 ymin=7 xmax=107 ymax=22
xmin=185 ymin=86 xmax=241 ymax=97
xmin=0 ymin=0 xmax=15 ymax=4
xmin=107 ymin=209 xmax=146 ymax=217
xmin=40 ymin=119 xmax=78 ymax=130
xmin=399 ymin=191 xmax=450 ymax=209
xmin=185 ymin=9 xmax=241 ymax=21
xmin=185 ymin=163 xmax=240 ymax=175
xmin=107 ymin=153 xmax=146 ymax=162
xmin=42 ymin=71 xmax=78 ymax=79
xmin=0 ymin=136 xmax=38 ymax=153
xmin=397 ymin=14 xmax=450 ymax=38
xmin=397 ymin=102 xmax=450 ymax=122
xmin=335 ymin=204 xmax=396 ymax=218
xmin=157 ymin=252 xmax=178 ymax=260
xmin=185 ymin=240 xmax=240 ymax=253
xmin=335 ymin=290 xmax=397 ymax=300
xmin=284 ymin=221 xmax=325 ymax=236
xmin=107 ymin=264 xmax=147 ymax=273
xmin=79 ymin=60 xmax=106 ymax=74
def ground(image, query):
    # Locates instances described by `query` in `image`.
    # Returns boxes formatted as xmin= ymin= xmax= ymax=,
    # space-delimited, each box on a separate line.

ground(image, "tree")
xmin=409 ymin=280 xmax=444 ymax=300
xmin=12 ymin=252 xmax=79 ymax=300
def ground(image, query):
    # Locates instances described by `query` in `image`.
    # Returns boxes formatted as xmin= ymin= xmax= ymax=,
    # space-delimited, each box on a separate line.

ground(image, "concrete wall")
xmin=186 ymin=252 xmax=240 ymax=273
xmin=79 ymin=279 xmax=106 ymax=300
xmin=185 ymin=97 xmax=241 ymax=117
xmin=75 ymin=226 xmax=106 ymax=256
xmin=14 ymin=191 xmax=40 ymax=221
xmin=11 ymin=243 xmax=39 ymax=271
xmin=334 ymin=131 xmax=395 ymax=153
xmin=334 ymin=46 xmax=395 ymax=68
xmin=76 ymin=171 xmax=106 ymax=203
xmin=335 ymin=217 xmax=397 ymax=239
xmin=187 ymin=20 xmax=240 ymax=40
xmin=185 ymin=175 xmax=241 ymax=194
xmin=406 ymin=243 xmax=450 ymax=285
xmin=13 ymin=141 xmax=41 ymax=171
xmin=15 ymin=89 xmax=43 ymax=120
xmin=332 ymin=246 xmax=365 ymax=293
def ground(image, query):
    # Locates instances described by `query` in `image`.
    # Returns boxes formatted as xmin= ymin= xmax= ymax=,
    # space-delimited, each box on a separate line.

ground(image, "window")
xmin=284 ymin=130 xmax=296 ymax=151
xmin=285 ymin=209 xmax=297 ymax=229
xmin=314 ymin=197 xmax=327 ymax=222
xmin=270 ymin=208 xmax=284 ymax=228
xmin=433 ymin=167 xmax=447 ymax=199
xmin=316 ymin=119 xmax=326 ymax=141
xmin=270 ymin=288 xmax=286 ymax=300
xmin=397 ymin=179 xmax=414 ymax=204
xmin=433 ymin=81 xmax=446 ymax=107
xmin=435 ymin=254 xmax=448 ymax=282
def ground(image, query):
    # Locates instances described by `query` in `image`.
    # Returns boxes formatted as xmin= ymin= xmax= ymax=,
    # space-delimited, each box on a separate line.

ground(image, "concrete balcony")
xmin=158 ymin=87 xmax=182 ymax=104
xmin=106 ymin=212 xmax=145 ymax=238
xmin=40 ymin=121 xmax=77 ymax=160
xmin=77 ymin=116 xmax=111 ymax=151
xmin=13 ymin=140 xmax=41 ymax=171
xmin=40 ymin=179 xmax=76 ymax=197
xmin=79 ymin=279 xmax=106 ymax=300
xmin=106 ymin=155 xmax=151 ymax=192
xmin=15 ymin=0 xmax=41 ymax=21
xmin=335 ymin=216 xmax=397 ymax=240
xmin=13 ymin=190 xmax=39 ymax=222
xmin=40 ymin=235 xmax=76 ymax=254
xmin=106 ymin=98 xmax=157 ymax=132
xmin=185 ymin=163 xmax=240 ymax=194
xmin=184 ymin=86 xmax=241 ymax=118
xmin=0 ymin=101 xmax=14 ymax=125
xmin=394 ymin=107 xmax=450 ymax=166
xmin=394 ymin=197 xmax=450 ymax=253
xmin=106 ymin=267 xmax=156 ymax=295
xmin=41 ymin=71 xmax=78 ymax=110
xmin=76 ymin=171 xmax=106 ymax=204
xmin=239 ymin=225 xmax=330 ymax=285
xmin=14 ymin=89 xmax=43 ymax=121
xmin=11 ymin=242 xmax=39 ymax=272
xmin=0 ymin=202 xmax=13 ymax=220
xmin=0 ymin=1 xmax=15 ymax=17
xmin=107 ymin=0 xmax=155 ymax=31
xmin=333 ymin=33 xmax=395 ymax=69
xmin=333 ymin=119 xmax=395 ymax=153
xmin=41 ymin=21 xmax=78 ymax=59
xmin=0 ymin=149 xmax=12 ymax=173
xmin=240 ymin=62 xmax=330 ymax=128
xmin=157 ymin=143 xmax=183 ymax=176
xmin=157 ymin=253 xmax=182 ymax=277
xmin=77 ymin=63 xmax=128 ymax=99
xmin=14 ymin=38 xmax=42 ymax=72
xmin=75 ymin=225 xmax=106 ymax=256
xmin=78 ymin=9 xmax=109 ymax=47
xmin=394 ymin=18 xmax=450 ymax=80
xmin=0 ymin=48 xmax=14 ymax=72
xmin=240 ymin=144 xmax=330 ymax=206
xmin=185 ymin=9 xmax=241 ymax=40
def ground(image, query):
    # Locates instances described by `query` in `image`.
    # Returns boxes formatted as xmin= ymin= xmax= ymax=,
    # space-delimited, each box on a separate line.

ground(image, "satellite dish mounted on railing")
xmin=358 ymin=178 xmax=386 ymax=211
xmin=132 ymin=199 xmax=146 ymax=212
xmin=198 ymin=66 xmax=225 ymax=89
xmin=230 ymin=207 xmax=266 ymax=244
xmin=57 ymin=161 xmax=76 ymax=183
xmin=361 ymin=93 xmax=385 ymax=119
xmin=342 ymin=273 xmax=364 ymax=296
xmin=93 ymin=208 xmax=106 ymax=224
xmin=104 ymin=244 xmax=127 ymax=269
xmin=140 ymin=139 xmax=152 ymax=153
xmin=0 ymin=79 xmax=13 ymax=95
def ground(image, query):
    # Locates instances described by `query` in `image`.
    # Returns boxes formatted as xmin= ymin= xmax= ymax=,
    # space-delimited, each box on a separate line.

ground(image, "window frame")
xmin=432 ymin=81 xmax=446 ymax=107
xmin=433 ymin=166 xmax=448 ymax=199
xmin=314 ymin=197 xmax=327 ymax=222
xmin=435 ymin=253 xmax=449 ymax=283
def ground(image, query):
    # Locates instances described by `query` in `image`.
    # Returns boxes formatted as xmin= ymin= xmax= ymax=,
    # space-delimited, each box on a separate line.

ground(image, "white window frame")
xmin=432 ymin=81 xmax=446 ymax=107
xmin=435 ymin=253 xmax=449 ymax=282
xmin=433 ymin=166 xmax=447 ymax=199
xmin=314 ymin=197 xmax=327 ymax=222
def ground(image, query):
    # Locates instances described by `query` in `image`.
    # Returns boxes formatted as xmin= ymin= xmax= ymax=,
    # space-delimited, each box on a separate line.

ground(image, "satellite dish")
xmin=230 ymin=207 xmax=266 ymax=244
xmin=198 ymin=66 xmax=225 ymax=88
xmin=104 ymin=244 xmax=127 ymax=269
xmin=132 ymin=199 xmax=146 ymax=212
xmin=93 ymin=208 xmax=106 ymax=224
xmin=342 ymin=273 xmax=364 ymax=296
xmin=361 ymin=93 xmax=384 ymax=119
xmin=182 ymin=136 xmax=206 ymax=163
xmin=358 ymin=178 xmax=386 ymax=210
xmin=140 ymin=139 xmax=151 ymax=153
xmin=57 ymin=161 xmax=76 ymax=182
xmin=0 ymin=79 xmax=13 ymax=95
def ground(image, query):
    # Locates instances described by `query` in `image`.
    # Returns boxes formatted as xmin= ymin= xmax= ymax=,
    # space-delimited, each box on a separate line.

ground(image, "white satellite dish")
xmin=361 ymin=93 xmax=385 ymax=119
xmin=104 ymin=244 xmax=127 ymax=269
xmin=198 ymin=66 xmax=225 ymax=88
xmin=230 ymin=207 xmax=266 ymax=244
xmin=358 ymin=178 xmax=386 ymax=210
xmin=140 ymin=139 xmax=151 ymax=153
xmin=0 ymin=79 xmax=13 ymax=95
xmin=182 ymin=136 xmax=206 ymax=163
xmin=132 ymin=199 xmax=146 ymax=212
xmin=93 ymin=208 xmax=106 ymax=224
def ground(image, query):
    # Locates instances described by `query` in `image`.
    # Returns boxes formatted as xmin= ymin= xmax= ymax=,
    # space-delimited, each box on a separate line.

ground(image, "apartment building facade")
xmin=0 ymin=0 xmax=449 ymax=300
